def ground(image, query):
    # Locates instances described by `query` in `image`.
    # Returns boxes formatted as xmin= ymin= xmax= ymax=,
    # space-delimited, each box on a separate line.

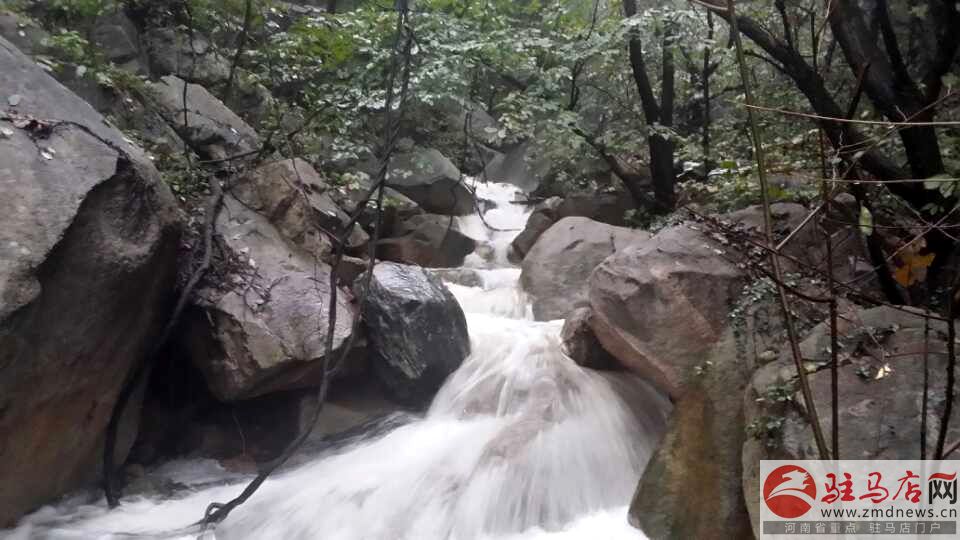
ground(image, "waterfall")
xmin=6 ymin=181 xmax=669 ymax=540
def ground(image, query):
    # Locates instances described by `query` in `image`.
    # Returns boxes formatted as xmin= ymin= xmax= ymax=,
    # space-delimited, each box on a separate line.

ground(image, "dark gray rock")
xmin=556 ymin=191 xmax=637 ymax=226
xmin=0 ymin=10 xmax=49 ymax=56
xmin=742 ymin=306 xmax=958 ymax=538
xmin=560 ymin=307 xmax=618 ymax=370
xmin=521 ymin=217 xmax=650 ymax=321
xmin=144 ymin=27 xmax=230 ymax=86
xmin=483 ymin=140 xmax=548 ymax=193
xmin=508 ymin=191 xmax=639 ymax=263
xmin=0 ymin=37 xmax=182 ymax=526
xmin=326 ymin=170 xmax=422 ymax=237
xmin=402 ymin=98 xmax=501 ymax=174
xmin=429 ymin=267 xmax=485 ymax=288
xmin=508 ymin=197 xmax=561 ymax=263
xmin=92 ymin=11 xmax=146 ymax=71
xmin=376 ymin=213 xmax=476 ymax=268
xmin=359 ymin=262 xmax=470 ymax=406
xmin=383 ymin=148 xmax=476 ymax=215
xmin=146 ymin=75 xmax=259 ymax=159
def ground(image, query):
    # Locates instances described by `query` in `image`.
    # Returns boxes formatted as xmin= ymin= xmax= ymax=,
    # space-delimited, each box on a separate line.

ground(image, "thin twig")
xmin=738 ymin=102 xmax=960 ymax=127
xmin=774 ymin=202 xmax=824 ymax=252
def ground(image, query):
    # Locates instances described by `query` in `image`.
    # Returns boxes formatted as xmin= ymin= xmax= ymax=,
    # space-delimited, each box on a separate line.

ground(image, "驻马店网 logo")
xmin=764 ymin=464 xmax=817 ymax=519
xmin=930 ymin=472 xmax=958 ymax=504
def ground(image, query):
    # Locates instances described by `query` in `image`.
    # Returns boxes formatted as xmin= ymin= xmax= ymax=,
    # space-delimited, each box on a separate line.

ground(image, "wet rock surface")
xmin=381 ymin=148 xmax=476 ymax=215
xmin=376 ymin=213 xmax=476 ymax=268
xmin=359 ymin=262 xmax=470 ymax=407
xmin=181 ymin=194 xmax=357 ymax=402
xmin=146 ymin=75 xmax=259 ymax=158
xmin=522 ymin=217 xmax=650 ymax=321
xmin=0 ymin=37 xmax=182 ymax=526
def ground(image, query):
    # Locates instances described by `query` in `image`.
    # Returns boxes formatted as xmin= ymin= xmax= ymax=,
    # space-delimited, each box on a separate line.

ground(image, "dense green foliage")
xmin=10 ymin=0 xmax=959 ymax=296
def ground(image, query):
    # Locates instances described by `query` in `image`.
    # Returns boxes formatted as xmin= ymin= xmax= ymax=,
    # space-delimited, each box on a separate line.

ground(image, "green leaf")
xmin=924 ymin=173 xmax=953 ymax=190
xmin=859 ymin=206 xmax=874 ymax=236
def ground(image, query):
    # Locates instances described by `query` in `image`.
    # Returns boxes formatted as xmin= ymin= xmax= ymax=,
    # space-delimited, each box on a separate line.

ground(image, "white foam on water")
xmin=457 ymin=181 xmax=531 ymax=269
xmin=5 ymin=181 xmax=667 ymax=540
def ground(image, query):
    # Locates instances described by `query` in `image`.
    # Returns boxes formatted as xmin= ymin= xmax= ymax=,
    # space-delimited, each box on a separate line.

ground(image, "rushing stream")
xmin=6 ymin=182 xmax=670 ymax=540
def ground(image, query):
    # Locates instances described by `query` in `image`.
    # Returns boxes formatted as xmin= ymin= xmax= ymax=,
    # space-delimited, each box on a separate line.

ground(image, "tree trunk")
xmin=649 ymin=135 xmax=676 ymax=210
xmin=701 ymin=11 xmax=714 ymax=177
xmin=623 ymin=0 xmax=677 ymax=213
xmin=827 ymin=0 xmax=946 ymax=179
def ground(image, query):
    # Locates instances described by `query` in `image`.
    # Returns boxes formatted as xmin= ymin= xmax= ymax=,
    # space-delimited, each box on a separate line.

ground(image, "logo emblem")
xmin=764 ymin=464 xmax=817 ymax=518
xmin=929 ymin=472 xmax=958 ymax=504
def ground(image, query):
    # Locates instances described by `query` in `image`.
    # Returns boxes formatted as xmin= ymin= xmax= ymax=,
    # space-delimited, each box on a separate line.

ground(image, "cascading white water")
xmin=5 ymin=181 xmax=669 ymax=540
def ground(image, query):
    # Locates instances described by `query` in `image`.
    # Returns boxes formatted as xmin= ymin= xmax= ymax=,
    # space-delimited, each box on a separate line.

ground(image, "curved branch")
xmin=691 ymin=0 xmax=928 ymax=207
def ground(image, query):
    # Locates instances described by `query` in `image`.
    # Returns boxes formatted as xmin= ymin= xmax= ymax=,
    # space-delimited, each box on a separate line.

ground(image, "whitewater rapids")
xmin=5 ymin=181 xmax=669 ymax=540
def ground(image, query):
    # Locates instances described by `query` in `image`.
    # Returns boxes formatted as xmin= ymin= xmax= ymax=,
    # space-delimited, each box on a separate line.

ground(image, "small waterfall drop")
xmin=6 ymin=181 xmax=669 ymax=540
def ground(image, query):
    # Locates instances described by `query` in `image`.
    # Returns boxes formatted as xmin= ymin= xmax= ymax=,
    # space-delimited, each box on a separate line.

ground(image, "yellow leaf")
xmin=893 ymin=252 xmax=935 ymax=287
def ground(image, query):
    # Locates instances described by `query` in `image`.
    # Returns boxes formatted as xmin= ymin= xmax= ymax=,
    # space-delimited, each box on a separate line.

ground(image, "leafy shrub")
xmin=48 ymin=0 xmax=109 ymax=21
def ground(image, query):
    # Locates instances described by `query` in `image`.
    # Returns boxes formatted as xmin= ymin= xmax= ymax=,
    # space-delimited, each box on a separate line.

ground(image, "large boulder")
xmin=359 ymin=262 xmax=470 ymax=406
xmin=383 ymin=148 xmax=476 ymax=215
xmin=556 ymin=191 xmax=637 ymax=226
xmin=376 ymin=213 xmax=476 ymax=268
xmin=107 ymin=87 xmax=187 ymax=157
xmin=92 ymin=11 xmax=147 ymax=73
xmin=483 ymin=140 xmax=550 ymax=193
xmin=588 ymin=223 xmax=745 ymax=396
xmin=599 ymin=205 xmax=862 ymax=539
xmin=181 ymin=194 xmax=357 ymax=402
xmin=402 ymin=97 xmax=501 ymax=174
xmin=484 ymin=137 xmax=624 ymax=195
xmin=521 ymin=217 xmax=650 ymax=321
xmin=144 ymin=27 xmax=230 ymax=86
xmin=0 ymin=37 xmax=182 ymax=526
xmin=588 ymin=222 xmax=752 ymax=539
xmin=508 ymin=197 xmax=561 ymax=263
xmin=146 ymin=75 xmax=259 ymax=159
xmin=233 ymin=158 xmax=369 ymax=257
xmin=223 ymin=78 xmax=276 ymax=128
xmin=741 ymin=306 xmax=958 ymax=538
xmin=326 ymin=170 xmax=422 ymax=237
xmin=0 ymin=10 xmax=49 ymax=56
xmin=508 ymin=191 xmax=638 ymax=263
xmin=724 ymin=198 xmax=876 ymax=291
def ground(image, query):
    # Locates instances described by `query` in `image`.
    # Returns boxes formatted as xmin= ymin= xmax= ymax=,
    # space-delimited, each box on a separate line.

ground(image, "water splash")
xmin=5 ymin=181 xmax=667 ymax=540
